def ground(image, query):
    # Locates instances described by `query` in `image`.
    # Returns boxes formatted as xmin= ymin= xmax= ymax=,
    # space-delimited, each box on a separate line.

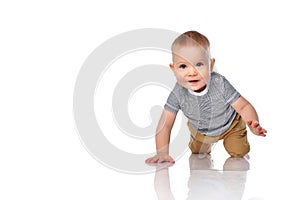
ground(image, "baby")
xmin=145 ymin=31 xmax=267 ymax=163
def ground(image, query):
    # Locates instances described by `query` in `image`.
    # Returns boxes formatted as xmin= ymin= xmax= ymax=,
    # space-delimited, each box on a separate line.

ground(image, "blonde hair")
xmin=171 ymin=31 xmax=210 ymax=51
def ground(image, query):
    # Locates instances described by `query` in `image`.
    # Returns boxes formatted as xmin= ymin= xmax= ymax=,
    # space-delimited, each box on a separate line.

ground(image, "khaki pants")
xmin=188 ymin=114 xmax=250 ymax=158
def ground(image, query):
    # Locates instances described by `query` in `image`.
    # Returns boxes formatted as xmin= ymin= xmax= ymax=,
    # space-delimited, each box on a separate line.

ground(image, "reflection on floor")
xmin=153 ymin=154 xmax=249 ymax=200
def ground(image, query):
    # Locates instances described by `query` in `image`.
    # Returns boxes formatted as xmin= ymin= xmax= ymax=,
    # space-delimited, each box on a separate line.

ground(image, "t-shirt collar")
xmin=188 ymin=79 xmax=210 ymax=96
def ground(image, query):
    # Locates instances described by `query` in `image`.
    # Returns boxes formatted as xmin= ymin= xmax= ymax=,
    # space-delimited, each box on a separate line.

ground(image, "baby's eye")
xmin=180 ymin=64 xmax=187 ymax=69
xmin=196 ymin=62 xmax=203 ymax=67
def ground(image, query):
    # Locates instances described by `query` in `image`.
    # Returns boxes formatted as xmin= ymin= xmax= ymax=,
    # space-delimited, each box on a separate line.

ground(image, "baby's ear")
xmin=169 ymin=63 xmax=175 ymax=71
xmin=210 ymin=58 xmax=215 ymax=72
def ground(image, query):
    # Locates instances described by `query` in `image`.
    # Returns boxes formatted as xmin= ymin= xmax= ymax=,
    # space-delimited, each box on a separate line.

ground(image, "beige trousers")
xmin=188 ymin=114 xmax=250 ymax=158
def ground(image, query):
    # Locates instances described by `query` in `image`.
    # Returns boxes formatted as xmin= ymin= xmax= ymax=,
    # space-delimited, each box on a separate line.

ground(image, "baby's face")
xmin=170 ymin=45 xmax=213 ymax=92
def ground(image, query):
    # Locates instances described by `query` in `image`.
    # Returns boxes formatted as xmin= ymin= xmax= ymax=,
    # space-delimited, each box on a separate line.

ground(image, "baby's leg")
xmin=188 ymin=135 xmax=213 ymax=154
xmin=223 ymin=117 xmax=250 ymax=158
xmin=187 ymin=121 xmax=217 ymax=154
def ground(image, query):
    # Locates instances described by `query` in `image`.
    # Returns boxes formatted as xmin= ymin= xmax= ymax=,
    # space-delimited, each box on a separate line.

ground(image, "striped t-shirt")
xmin=164 ymin=72 xmax=241 ymax=137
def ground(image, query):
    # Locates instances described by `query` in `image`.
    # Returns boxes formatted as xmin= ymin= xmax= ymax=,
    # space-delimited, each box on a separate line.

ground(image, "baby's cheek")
xmin=200 ymin=74 xmax=210 ymax=85
xmin=176 ymin=77 xmax=187 ymax=87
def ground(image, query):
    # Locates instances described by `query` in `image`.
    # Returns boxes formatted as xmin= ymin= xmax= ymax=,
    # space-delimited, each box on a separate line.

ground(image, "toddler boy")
xmin=145 ymin=31 xmax=267 ymax=163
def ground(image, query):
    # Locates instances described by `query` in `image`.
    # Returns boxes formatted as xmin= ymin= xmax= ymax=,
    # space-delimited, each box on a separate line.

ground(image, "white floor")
xmin=2 ymin=127 xmax=300 ymax=200
xmin=60 ymin=142 xmax=299 ymax=200
xmin=89 ymin=144 xmax=300 ymax=200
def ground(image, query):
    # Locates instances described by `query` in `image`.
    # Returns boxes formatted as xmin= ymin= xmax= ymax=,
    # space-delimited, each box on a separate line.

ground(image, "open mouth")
xmin=188 ymin=80 xmax=199 ymax=83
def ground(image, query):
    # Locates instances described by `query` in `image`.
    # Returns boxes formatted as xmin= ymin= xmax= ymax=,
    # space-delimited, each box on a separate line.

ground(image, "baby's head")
xmin=171 ymin=30 xmax=211 ymax=52
xmin=170 ymin=31 xmax=215 ymax=93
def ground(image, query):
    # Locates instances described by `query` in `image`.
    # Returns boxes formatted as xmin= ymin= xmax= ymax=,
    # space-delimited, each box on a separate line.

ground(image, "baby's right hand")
xmin=145 ymin=153 xmax=175 ymax=164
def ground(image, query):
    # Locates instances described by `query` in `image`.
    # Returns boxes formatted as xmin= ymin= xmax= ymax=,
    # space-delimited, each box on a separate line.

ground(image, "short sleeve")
xmin=164 ymin=91 xmax=180 ymax=114
xmin=222 ymin=76 xmax=241 ymax=104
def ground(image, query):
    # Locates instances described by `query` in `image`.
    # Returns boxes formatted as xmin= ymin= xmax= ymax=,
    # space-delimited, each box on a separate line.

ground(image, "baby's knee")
xmin=228 ymin=151 xmax=249 ymax=158
xmin=226 ymin=146 xmax=250 ymax=158
xmin=224 ymin=142 xmax=250 ymax=158
xmin=188 ymin=136 xmax=212 ymax=154
xmin=189 ymin=141 xmax=212 ymax=154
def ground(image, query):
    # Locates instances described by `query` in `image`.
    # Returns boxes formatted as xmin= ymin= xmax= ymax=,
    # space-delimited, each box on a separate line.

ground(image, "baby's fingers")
xmin=145 ymin=158 xmax=152 ymax=163
xmin=145 ymin=156 xmax=158 ymax=163
xmin=247 ymin=120 xmax=267 ymax=137
xmin=255 ymin=127 xmax=267 ymax=137
xmin=258 ymin=128 xmax=267 ymax=136
xmin=157 ymin=157 xmax=165 ymax=163
xmin=166 ymin=156 xmax=175 ymax=164
xmin=158 ymin=156 xmax=175 ymax=164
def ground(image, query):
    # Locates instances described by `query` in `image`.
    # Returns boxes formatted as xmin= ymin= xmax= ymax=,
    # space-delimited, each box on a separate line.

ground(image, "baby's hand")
xmin=247 ymin=120 xmax=267 ymax=137
xmin=145 ymin=153 xmax=175 ymax=164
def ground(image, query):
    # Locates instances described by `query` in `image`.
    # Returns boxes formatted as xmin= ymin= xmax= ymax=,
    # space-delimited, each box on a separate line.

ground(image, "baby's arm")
xmin=145 ymin=109 xmax=177 ymax=163
xmin=231 ymin=96 xmax=267 ymax=137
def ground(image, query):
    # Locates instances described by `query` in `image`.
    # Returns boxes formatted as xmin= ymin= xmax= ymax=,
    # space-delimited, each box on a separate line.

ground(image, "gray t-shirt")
xmin=164 ymin=72 xmax=240 ymax=136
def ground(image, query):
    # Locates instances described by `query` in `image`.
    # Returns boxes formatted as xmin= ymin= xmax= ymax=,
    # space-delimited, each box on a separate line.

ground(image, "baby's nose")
xmin=187 ymin=65 xmax=198 ymax=75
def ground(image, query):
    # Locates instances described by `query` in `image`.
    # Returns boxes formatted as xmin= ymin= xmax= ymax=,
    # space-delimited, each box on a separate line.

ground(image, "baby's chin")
xmin=191 ymin=85 xmax=207 ymax=93
xmin=181 ymin=84 xmax=207 ymax=93
xmin=192 ymin=87 xmax=205 ymax=93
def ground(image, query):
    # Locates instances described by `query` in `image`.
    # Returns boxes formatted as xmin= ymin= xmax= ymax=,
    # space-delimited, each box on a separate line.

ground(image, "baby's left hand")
xmin=247 ymin=120 xmax=267 ymax=137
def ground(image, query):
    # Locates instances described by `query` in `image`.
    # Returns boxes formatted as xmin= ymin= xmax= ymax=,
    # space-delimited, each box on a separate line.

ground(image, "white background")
xmin=1 ymin=0 xmax=300 ymax=199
